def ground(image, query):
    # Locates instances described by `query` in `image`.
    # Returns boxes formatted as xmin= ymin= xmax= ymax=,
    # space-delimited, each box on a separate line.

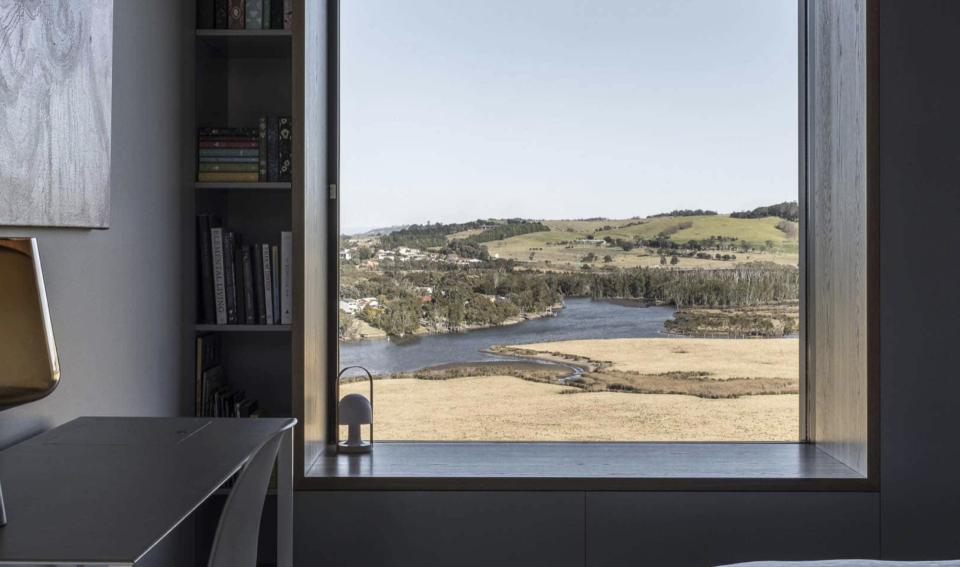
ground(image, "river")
xmin=339 ymin=297 xmax=677 ymax=376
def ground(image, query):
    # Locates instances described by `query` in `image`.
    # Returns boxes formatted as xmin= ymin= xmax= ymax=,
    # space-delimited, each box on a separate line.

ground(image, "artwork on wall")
xmin=0 ymin=0 xmax=114 ymax=229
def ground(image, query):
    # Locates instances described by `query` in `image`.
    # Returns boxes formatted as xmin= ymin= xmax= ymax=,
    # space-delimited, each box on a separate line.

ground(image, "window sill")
xmin=299 ymin=442 xmax=873 ymax=491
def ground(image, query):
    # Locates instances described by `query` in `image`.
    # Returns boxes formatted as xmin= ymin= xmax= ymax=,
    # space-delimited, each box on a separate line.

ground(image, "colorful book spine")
xmin=198 ymin=127 xmax=259 ymax=137
xmin=197 ymin=215 xmax=216 ymax=324
xmin=279 ymin=116 xmax=292 ymax=182
xmin=252 ymin=246 xmax=267 ymax=324
xmin=270 ymin=0 xmax=282 ymax=29
xmin=223 ymin=232 xmax=238 ymax=324
xmin=259 ymin=117 xmax=268 ymax=181
xmin=267 ymin=117 xmax=280 ymax=182
xmin=245 ymin=0 xmax=263 ymax=29
xmin=234 ymin=246 xmax=246 ymax=325
xmin=228 ymin=0 xmax=245 ymax=29
xmin=281 ymin=231 xmax=292 ymax=324
xmin=271 ymin=245 xmax=280 ymax=324
xmin=210 ymin=226 xmax=228 ymax=325
xmin=199 ymin=141 xmax=259 ymax=149
xmin=199 ymin=163 xmax=260 ymax=173
xmin=199 ymin=148 xmax=260 ymax=157
xmin=261 ymin=244 xmax=274 ymax=324
xmin=241 ymin=246 xmax=257 ymax=324
xmin=283 ymin=0 xmax=292 ymax=29
xmin=198 ymin=157 xmax=260 ymax=164
xmin=214 ymin=0 xmax=228 ymax=29
xmin=198 ymin=172 xmax=260 ymax=182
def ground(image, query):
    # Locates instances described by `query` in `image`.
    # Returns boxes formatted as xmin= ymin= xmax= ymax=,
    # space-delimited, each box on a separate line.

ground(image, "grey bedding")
xmin=720 ymin=562 xmax=960 ymax=567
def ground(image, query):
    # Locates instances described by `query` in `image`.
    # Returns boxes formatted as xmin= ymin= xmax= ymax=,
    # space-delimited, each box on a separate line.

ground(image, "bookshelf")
xmin=184 ymin=3 xmax=304 ymax=565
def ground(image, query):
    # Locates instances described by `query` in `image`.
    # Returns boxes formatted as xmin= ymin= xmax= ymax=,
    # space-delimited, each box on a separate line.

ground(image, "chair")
xmin=207 ymin=430 xmax=284 ymax=567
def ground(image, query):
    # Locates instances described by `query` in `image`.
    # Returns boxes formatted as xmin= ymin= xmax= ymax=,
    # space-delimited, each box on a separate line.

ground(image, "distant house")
xmin=339 ymin=299 xmax=358 ymax=314
xmin=421 ymin=295 xmax=433 ymax=303
xmin=575 ymin=239 xmax=606 ymax=245
xmin=357 ymin=297 xmax=379 ymax=309
xmin=359 ymin=260 xmax=379 ymax=269
xmin=339 ymin=248 xmax=352 ymax=260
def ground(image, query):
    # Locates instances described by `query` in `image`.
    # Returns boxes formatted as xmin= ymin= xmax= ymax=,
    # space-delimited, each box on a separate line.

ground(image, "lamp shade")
xmin=338 ymin=393 xmax=372 ymax=425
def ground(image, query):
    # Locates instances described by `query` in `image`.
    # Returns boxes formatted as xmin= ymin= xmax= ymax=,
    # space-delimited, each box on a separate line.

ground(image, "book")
xmin=252 ymin=245 xmax=267 ymax=324
xmin=245 ymin=0 xmax=262 ymax=29
xmin=198 ymin=172 xmax=260 ymax=182
xmin=199 ymin=141 xmax=259 ymax=149
xmin=201 ymin=365 xmax=225 ymax=417
xmin=228 ymin=0 xmax=245 ymax=29
xmin=270 ymin=0 xmax=282 ymax=29
xmin=234 ymin=246 xmax=247 ymax=325
xmin=278 ymin=116 xmax=292 ymax=182
xmin=199 ymin=148 xmax=260 ymax=157
xmin=262 ymin=0 xmax=270 ymax=29
xmin=283 ymin=0 xmax=292 ymax=29
xmin=267 ymin=117 xmax=280 ymax=182
xmin=199 ymin=163 xmax=260 ymax=173
xmin=197 ymin=0 xmax=215 ymax=29
xmin=210 ymin=225 xmax=228 ymax=325
xmin=271 ymin=245 xmax=280 ymax=324
xmin=198 ymin=126 xmax=259 ymax=137
xmin=214 ymin=0 xmax=228 ymax=29
xmin=223 ymin=232 xmax=238 ymax=324
xmin=262 ymin=244 xmax=274 ymax=324
xmin=197 ymin=215 xmax=216 ymax=324
xmin=259 ymin=117 xmax=268 ymax=181
xmin=241 ymin=246 xmax=256 ymax=324
xmin=198 ymin=157 xmax=260 ymax=164
xmin=199 ymin=136 xmax=259 ymax=143
xmin=281 ymin=231 xmax=292 ymax=324
xmin=195 ymin=334 xmax=222 ymax=416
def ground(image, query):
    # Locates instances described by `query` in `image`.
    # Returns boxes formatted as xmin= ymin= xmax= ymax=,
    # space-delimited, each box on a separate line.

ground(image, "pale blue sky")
xmin=342 ymin=0 xmax=798 ymax=233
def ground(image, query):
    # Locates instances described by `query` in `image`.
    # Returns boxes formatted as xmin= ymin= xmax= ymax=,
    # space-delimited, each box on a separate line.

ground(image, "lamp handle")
xmin=336 ymin=366 xmax=374 ymax=446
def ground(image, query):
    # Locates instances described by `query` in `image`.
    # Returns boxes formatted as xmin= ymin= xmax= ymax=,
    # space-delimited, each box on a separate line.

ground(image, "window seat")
xmin=300 ymin=442 xmax=871 ymax=491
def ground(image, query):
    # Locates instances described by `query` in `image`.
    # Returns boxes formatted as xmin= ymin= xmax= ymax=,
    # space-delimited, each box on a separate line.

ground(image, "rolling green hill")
xmin=594 ymin=215 xmax=798 ymax=252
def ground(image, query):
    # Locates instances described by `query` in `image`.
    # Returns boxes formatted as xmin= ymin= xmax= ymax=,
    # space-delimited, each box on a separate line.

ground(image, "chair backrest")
xmin=207 ymin=430 xmax=283 ymax=567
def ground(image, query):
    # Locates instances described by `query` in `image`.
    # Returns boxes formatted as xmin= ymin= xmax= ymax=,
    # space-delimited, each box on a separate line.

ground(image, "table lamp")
xmin=0 ymin=238 xmax=60 ymax=526
xmin=336 ymin=366 xmax=373 ymax=453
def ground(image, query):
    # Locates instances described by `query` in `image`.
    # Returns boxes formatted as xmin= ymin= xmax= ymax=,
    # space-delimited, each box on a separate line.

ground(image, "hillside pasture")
xmin=594 ymin=215 xmax=798 ymax=253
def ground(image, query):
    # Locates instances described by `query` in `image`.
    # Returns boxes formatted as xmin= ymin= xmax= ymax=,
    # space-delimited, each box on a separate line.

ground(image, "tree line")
xmin=730 ymin=201 xmax=799 ymax=222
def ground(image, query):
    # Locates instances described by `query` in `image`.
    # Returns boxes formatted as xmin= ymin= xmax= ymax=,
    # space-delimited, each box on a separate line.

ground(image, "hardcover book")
xmin=283 ymin=0 xmax=292 ymax=29
xmin=198 ymin=127 xmax=259 ymax=137
xmin=267 ymin=117 xmax=280 ymax=182
xmin=197 ymin=215 xmax=216 ymax=324
xmin=198 ymin=163 xmax=260 ymax=173
xmin=199 ymin=148 xmax=260 ymax=157
xmin=199 ymin=141 xmax=260 ymax=149
xmin=270 ymin=0 xmax=282 ymax=29
xmin=198 ymin=172 xmax=260 ymax=182
xmin=261 ymin=244 xmax=274 ymax=324
xmin=252 ymin=245 xmax=267 ymax=324
xmin=271 ymin=245 xmax=280 ymax=324
xmin=228 ymin=0 xmax=245 ymax=29
xmin=245 ymin=0 xmax=262 ymax=29
xmin=195 ymin=333 xmax=221 ymax=416
xmin=281 ymin=231 xmax=292 ymax=324
xmin=197 ymin=0 xmax=215 ymax=29
xmin=262 ymin=0 xmax=270 ymax=29
xmin=214 ymin=0 xmax=228 ymax=29
xmin=241 ymin=246 xmax=257 ymax=324
xmin=278 ymin=116 xmax=292 ymax=182
xmin=210 ymin=225 xmax=228 ymax=325
xmin=223 ymin=232 xmax=238 ymax=324
xmin=259 ymin=117 xmax=268 ymax=181
xmin=234 ymin=246 xmax=246 ymax=325
xmin=198 ymin=157 xmax=260 ymax=164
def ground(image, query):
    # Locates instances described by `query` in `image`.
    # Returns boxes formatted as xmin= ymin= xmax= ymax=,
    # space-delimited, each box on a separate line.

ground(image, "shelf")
xmin=196 ymin=182 xmax=291 ymax=192
xmin=196 ymin=324 xmax=291 ymax=332
xmin=196 ymin=29 xmax=292 ymax=59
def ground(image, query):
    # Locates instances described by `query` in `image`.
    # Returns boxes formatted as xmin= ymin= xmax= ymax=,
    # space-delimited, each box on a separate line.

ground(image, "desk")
xmin=0 ymin=417 xmax=295 ymax=566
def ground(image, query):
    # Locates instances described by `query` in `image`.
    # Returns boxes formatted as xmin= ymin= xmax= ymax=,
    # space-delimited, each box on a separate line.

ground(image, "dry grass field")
xmin=341 ymin=337 xmax=799 ymax=442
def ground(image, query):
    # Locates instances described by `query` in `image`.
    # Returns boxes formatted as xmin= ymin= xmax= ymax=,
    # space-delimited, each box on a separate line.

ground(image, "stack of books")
xmin=197 ymin=214 xmax=292 ymax=326
xmin=195 ymin=334 xmax=263 ymax=418
xmin=197 ymin=117 xmax=292 ymax=183
xmin=197 ymin=0 xmax=293 ymax=30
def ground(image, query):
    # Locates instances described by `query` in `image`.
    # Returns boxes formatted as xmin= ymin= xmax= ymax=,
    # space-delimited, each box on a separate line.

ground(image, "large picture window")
xmin=336 ymin=0 xmax=802 ymax=442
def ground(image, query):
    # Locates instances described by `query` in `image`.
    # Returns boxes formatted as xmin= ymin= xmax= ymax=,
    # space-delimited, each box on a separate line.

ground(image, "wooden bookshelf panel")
xmin=196 ymin=324 xmax=291 ymax=332
xmin=197 ymin=30 xmax=292 ymax=59
xmin=196 ymin=182 xmax=291 ymax=191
